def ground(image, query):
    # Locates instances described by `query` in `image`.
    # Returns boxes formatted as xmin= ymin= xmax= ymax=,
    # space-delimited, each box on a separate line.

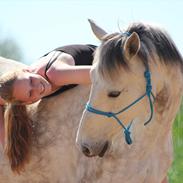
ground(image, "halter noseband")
xmin=86 ymin=68 xmax=154 ymax=145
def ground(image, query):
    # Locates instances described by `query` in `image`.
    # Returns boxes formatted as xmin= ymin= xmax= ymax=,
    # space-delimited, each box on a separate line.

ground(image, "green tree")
xmin=0 ymin=37 xmax=22 ymax=61
xmin=168 ymin=103 xmax=183 ymax=183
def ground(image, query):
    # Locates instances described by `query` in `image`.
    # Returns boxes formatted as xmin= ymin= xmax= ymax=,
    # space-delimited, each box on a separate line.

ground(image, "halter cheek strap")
xmin=86 ymin=68 xmax=154 ymax=145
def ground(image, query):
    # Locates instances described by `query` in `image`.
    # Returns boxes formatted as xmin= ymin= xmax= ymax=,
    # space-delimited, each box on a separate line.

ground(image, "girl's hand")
xmin=27 ymin=51 xmax=63 ymax=78
xmin=26 ymin=56 xmax=49 ymax=77
xmin=26 ymin=64 xmax=46 ymax=77
xmin=26 ymin=51 xmax=75 ymax=80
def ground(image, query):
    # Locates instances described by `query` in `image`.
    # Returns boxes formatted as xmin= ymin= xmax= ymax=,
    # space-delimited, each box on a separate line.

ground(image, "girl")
xmin=0 ymin=44 xmax=96 ymax=172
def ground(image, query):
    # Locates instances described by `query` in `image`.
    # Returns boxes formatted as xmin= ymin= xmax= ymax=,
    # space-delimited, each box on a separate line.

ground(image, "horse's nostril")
xmin=81 ymin=145 xmax=91 ymax=157
xmin=98 ymin=141 xmax=108 ymax=157
xmin=81 ymin=141 xmax=109 ymax=157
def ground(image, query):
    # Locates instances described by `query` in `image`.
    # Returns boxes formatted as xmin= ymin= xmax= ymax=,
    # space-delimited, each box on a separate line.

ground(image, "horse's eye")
xmin=108 ymin=91 xmax=121 ymax=98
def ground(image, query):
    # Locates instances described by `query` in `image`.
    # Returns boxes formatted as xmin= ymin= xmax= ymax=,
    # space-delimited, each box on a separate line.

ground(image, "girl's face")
xmin=13 ymin=71 xmax=52 ymax=104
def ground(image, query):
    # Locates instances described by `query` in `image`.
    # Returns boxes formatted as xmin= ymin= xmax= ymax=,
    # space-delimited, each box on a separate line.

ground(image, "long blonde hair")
xmin=0 ymin=70 xmax=32 ymax=173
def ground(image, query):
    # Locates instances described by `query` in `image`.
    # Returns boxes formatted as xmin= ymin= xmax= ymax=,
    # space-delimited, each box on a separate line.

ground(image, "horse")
xmin=76 ymin=21 xmax=183 ymax=183
xmin=0 ymin=20 xmax=181 ymax=183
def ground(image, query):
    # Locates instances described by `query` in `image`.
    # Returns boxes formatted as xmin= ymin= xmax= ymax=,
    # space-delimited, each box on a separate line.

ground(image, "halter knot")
xmin=106 ymin=112 xmax=114 ymax=118
xmin=146 ymin=84 xmax=152 ymax=96
xmin=124 ymin=129 xmax=132 ymax=145
xmin=144 ymin=70 xmax=152 ymax=96
xmin=124 ymin=121 xmax=133 ymax=145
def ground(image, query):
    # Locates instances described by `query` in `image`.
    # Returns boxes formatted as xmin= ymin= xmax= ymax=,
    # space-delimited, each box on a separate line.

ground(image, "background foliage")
xmin=0 ymin=37 xmax=22 ymax=61
xmin=168 ymin=103 xmax=183 ymax=183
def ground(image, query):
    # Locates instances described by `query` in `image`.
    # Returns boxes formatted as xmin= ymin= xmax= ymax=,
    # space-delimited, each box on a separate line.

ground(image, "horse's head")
xmin=76 ymin=21 xmax=183 ymax=158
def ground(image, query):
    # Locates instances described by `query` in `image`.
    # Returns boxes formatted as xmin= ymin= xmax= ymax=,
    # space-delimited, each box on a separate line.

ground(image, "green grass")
xmin=168 ymin=103 xmax=183 ymax=183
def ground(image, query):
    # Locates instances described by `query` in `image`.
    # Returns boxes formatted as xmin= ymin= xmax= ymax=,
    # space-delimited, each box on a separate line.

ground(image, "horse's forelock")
xmin=97 ymin=33 xmax=129 ymax=80
xmin=127 ymin=23 xmax=183 ymax=68
xmin=96 ymin=22 xmax=183 ymax=80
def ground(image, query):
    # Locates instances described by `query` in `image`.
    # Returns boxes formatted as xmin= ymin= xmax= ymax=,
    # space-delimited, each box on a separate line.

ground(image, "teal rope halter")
xmin=86 ymin=68 xmax=154 ymax=145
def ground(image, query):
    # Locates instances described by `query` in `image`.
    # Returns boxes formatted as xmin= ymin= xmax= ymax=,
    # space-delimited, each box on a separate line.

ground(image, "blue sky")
xmin=0 ymin=0 xmax=183 ymax=64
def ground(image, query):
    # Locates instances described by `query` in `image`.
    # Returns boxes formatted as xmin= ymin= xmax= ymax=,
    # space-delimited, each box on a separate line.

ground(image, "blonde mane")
xmin=97 ymin=23 xmax=183 ymax=79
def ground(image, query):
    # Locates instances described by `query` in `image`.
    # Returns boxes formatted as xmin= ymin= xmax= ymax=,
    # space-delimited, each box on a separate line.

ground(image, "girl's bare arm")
xmin=27 ymin=50 xmax=92 ymax=87
xmin=27 ymin=51 xmax=75 ymax=78
xmin=46 ymin=64 xmax=92 ymax=86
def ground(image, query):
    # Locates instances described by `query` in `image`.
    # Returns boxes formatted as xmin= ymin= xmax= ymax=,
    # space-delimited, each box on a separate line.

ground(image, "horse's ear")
xmin=123 ymin=32 xmax=140 ymax=61
xmin=88 ymin=19 xmax=108 ymax=40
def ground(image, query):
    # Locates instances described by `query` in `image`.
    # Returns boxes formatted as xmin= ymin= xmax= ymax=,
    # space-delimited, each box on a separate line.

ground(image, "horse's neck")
xmin=29 ymin=85 xmax=90 ymax=149
xmin=144 ymin=64 xmax=183 ymax=181
xmin=149 ymin=65 xmax=180 ymax=146
xmin=0 ymin=57 xmax=25 ymax=75
xmin=155 ymin=64 xmax=183 ymax=121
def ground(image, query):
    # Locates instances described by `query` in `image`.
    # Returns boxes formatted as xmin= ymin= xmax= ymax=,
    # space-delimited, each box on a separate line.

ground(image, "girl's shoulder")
xmin=53 ymin=44 xmax=97 ymax=54
xmin=53 ymin=44 xmax=97 ymax=66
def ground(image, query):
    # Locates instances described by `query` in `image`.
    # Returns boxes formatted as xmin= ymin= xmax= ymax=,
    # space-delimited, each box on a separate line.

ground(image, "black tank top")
xmin=53 ymin=44 xmax=96 ymax=65
xmin=44 ymin=44 xmax=97 ymax=98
